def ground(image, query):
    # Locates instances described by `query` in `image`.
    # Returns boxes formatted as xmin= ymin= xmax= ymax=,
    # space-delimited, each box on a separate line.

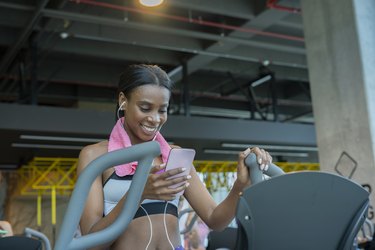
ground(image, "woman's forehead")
xmin=131 ymin=84 xmax=170 ymax=101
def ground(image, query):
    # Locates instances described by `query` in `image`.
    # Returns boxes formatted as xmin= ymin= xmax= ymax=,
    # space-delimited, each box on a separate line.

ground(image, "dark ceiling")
xmin=0 ymin=0 xmax=317 ymax=167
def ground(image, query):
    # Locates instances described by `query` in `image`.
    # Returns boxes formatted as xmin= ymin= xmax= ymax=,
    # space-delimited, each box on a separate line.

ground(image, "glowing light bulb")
xmin=139 ymin=0 xmax=164 ymax=7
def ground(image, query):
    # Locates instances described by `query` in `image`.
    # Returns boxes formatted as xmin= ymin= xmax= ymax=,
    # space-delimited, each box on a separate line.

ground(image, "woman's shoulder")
xmin=81 ymin=140 xmax=108 ymax=156
xmin=78 ymin=140 xmax=109 ymax=171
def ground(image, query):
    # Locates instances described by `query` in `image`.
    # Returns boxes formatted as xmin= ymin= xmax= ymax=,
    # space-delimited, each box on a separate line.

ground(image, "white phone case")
xmin=165 ymin=148 xmax=195 ymax=192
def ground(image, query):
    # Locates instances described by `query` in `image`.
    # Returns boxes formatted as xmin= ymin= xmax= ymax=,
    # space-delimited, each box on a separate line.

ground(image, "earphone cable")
xmin=164 ymin=201 xmax=174 ymax=250
xmin=140 ymin=205 xmax=153 ymax=250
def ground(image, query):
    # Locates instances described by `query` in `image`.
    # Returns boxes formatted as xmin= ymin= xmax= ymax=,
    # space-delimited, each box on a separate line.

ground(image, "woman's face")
xmin=121 ymin=84 xmax=170 ymax=144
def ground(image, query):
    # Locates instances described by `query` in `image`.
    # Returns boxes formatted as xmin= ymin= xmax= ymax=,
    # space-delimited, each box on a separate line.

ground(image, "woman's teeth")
xmin=142 ymin=125 xmax=157 ymax=132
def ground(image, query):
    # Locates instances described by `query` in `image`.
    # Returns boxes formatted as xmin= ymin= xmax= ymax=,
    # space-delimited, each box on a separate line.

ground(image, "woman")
xmin=78 ymin=64 xmax=272 ymax=250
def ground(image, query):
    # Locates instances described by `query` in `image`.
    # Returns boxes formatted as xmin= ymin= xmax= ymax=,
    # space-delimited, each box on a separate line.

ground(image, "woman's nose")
xmin=147 ymin=112 xmax=161 ymax=122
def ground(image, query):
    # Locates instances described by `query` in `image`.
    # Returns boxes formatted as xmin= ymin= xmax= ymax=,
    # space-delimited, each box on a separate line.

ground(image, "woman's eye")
xmin=140 ymin=107 xmax=150 ymax=112
xmin=159 ymin=109 xmax=167 ymax=114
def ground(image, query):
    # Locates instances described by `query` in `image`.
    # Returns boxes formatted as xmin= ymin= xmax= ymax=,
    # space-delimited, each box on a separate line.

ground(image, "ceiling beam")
xmin=166 ymin=0 xmax=255 ymax=20
xmin=0 ymin=0 xmax=50 ymax=76
xmin=41 ymin=9 xmax=305 ymax=54
xmin=0 ymin=103 xmax=316 ymax=146
xmin=168 ymin=7 xmax=302 ymax=83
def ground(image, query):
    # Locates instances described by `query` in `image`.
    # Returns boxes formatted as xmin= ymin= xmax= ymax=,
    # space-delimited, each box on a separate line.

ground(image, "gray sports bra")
xmin=103 ymin=172 xmax=180 ymax=218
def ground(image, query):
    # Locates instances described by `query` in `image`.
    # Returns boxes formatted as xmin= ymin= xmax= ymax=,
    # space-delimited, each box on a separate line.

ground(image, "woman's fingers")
xmin=260 ymin=148 xmax=267 ymax=170
xmin=237 ymin=148 xmax=251 ymax=168
xmin=164 ymin=167 xmax=188 ymax=177
xmin=144 ymin=165 xmax=191 ymax=200
xmin=157 ymin=181 xmax=190 ymax=201
xmin=149 ymin=163 xmax=166 ymax=174
xmin=265 ymin=151 xmax=272 ymax=171
xmin=250 ymin=147 xmax=264 ymax=170
xmin=250 ymin=147 xmax=272 ymax=171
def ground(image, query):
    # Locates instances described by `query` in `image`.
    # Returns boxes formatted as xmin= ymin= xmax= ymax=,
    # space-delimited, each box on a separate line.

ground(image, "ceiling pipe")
xmin=69 ymin=0 xmax=304 ymax=42
xmin=267 ymin=0 xmax=302 ymax=14
xmin=0 ymin=74 xmax=311 ymax=107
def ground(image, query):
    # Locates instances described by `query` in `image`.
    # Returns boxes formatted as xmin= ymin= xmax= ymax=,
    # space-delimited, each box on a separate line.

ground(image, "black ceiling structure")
xmin=0 ymin=0 xmax=317 ymax=168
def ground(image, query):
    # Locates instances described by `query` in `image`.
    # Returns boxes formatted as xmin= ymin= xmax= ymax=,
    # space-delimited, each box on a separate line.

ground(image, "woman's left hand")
xmin=236 ymin=147 xmax=272 ymax=188
xmin=250 ymin=147 xmax=273 ymax=171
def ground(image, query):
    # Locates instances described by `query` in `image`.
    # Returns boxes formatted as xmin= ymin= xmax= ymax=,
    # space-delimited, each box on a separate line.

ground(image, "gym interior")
xmin=0 ymin=0 xmax=374 ymax=249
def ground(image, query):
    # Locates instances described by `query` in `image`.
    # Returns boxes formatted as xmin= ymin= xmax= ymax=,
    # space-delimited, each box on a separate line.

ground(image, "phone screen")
xmin=165 ymin=148 xmax=195 ymax=192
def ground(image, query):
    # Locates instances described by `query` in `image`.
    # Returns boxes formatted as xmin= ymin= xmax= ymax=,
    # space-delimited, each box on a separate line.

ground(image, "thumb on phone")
xmin=150 ymin=163 xmax=166 ymax=174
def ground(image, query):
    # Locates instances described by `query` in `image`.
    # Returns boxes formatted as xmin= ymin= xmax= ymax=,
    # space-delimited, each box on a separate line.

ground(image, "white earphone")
xmin=117 ymin=101 xmax=126 ymax=121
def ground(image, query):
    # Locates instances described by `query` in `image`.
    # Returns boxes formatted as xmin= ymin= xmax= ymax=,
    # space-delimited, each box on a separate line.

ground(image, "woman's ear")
xmin=118 ymin=92 xmax=127 ymax=110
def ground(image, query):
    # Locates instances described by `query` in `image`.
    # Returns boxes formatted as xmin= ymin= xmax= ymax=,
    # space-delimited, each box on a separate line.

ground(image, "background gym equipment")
xmin=235 ymin=153 xmax=370 ymax=250
xmin=0 ymin=227 xmax=51 ymax=250
xmin=25 ymin=227 xmax=52 ymax=250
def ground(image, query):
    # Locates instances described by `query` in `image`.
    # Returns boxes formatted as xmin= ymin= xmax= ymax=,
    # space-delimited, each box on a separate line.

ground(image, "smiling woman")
xmin=116 ymin=65 xmax=172 ymax=144
xmin=77 ymin=64 xmax=272 ymax=250
xmin=117 ymin=84 xmax=170 ymax=143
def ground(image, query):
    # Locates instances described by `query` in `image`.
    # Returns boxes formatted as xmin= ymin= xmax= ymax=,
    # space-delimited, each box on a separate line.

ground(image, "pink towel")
xmin=108 ymin=117 xmax=171 ymax=177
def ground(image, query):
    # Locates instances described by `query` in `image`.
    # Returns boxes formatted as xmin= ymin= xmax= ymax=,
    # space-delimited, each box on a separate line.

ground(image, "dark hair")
xmin=118 ymin=64 xmax=172 ymax=97
xmin=116 ymin=64 xmax=173 ymax=119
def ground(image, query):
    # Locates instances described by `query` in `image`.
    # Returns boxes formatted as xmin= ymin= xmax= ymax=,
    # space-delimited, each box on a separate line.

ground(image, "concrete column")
xmin=301 ymin=0 xmax=375 ymax=217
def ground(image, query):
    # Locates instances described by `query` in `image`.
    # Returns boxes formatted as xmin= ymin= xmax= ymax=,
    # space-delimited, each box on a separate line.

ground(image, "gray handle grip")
xmin=245 ymin=153 xmax=285 ymax=185
xmin=24 ymin=227 xmax=51 ymax=250
xmin=55 ymin=141 xmax=160 ymax=250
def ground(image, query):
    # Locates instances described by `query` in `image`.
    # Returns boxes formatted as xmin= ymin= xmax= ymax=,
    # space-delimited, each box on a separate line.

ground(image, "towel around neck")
xmin=108 ymin=117 xmax=171 ymax=177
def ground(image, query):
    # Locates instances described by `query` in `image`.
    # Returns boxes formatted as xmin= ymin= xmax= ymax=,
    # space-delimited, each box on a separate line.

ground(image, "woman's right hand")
xmin=142 ymin=163 xmax=191 ymax=201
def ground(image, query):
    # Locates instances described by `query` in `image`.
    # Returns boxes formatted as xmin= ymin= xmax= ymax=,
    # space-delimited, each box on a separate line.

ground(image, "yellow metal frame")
xmin=18 ymin=157 xmax=77 ymax=196
xmin=194 ymin=160 xmax=319 ymax=173
xmin=17 ymin=157 xmax=78 ymax=227
xmin=193 ymin=160 xmax=320 ymax=192
xmin=16 ymin=157 xmax=319 ymax=226
xmin=17 ymin=158 xmax=320 ymax=195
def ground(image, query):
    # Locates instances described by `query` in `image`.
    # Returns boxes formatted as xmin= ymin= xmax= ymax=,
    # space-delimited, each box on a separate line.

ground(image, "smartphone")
xmin=165 ymin=148 xmax=196 ymax=193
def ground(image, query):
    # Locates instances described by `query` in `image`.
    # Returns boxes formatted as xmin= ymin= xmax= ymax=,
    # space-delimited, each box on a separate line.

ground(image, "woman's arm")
xmin=184 ymin=167 xmax=239 ymax=231
xmin=185 ymin=147 xmax=272 ymax=231
xmin=78 ymin=142 xmax=123 ymax=250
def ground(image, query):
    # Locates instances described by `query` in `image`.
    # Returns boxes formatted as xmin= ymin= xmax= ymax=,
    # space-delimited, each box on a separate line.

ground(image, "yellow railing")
xmin=17 ymin=158 xmax=320 ymax=196
xmin=194 ymin=161 xmax=319 ymax=173
xmin=15 ymin=157 xmax=319 ymax=227
xmin=18 ymin=157 xmax=77 ymax=196
xmin=16 ymin=157 xmax=77 ymax=228
xmin=194 ymin=161 xmax=319 ymax=192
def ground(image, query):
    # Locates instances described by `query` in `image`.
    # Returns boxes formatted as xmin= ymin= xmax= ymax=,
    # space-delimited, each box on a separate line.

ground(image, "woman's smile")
xmin=140 ymin=123 xmax=159 ymax=135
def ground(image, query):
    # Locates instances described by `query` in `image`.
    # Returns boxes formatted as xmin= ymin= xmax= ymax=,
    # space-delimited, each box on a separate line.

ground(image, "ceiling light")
xmin=139 ymin=0 xmax=164 ymax=7
xmin=203 ymin=149 xmax=309 ymax=158
xmin=20 ymin=135 xmax=104 ymax=143
xmin=0 ymin=164 xmax=18 ymax=170
xmin=262 ymin=60 xmax=270 ymax=66
xmin=204 ymin=149 xmax=240 ymax=155
xmin=12 ymin=143 xmax=83 ymax=150
xmin=221 ymin=143 xmax=318 ymax=152
xmin=59 ymin=32 xmax=69 ymax=39
xmin=251 ymin=75 xmax=272 ymax=87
